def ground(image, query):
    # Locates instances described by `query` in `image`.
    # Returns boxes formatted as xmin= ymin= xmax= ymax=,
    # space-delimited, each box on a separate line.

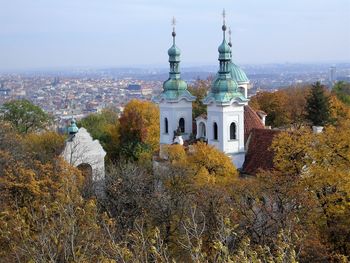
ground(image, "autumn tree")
xmin=188 ymin=78 xmax=211 ymax=119
xmin=281 ymin=85 xmax=310 ymax=127
xmin=329 ymin=94 xmax=350 ymax=126
xmin=161 ymin=142 xmax=239 ymax=256
xmin=0 ymin=99 xmax=51 ymax=133
xmin=0 ymin=123 xmax=120 ymax=262
xmin=22 ymin=131 xmax=65 ymax=164
xmin=269 ymin=123 xmax=350 ymax=260
xmin=116 ymin=99 xmax=159 ymax=162
xmin=305 ymin=81 xmax=331 ymax=126
xmin=249 ymin=91 xmax=290 ymax=127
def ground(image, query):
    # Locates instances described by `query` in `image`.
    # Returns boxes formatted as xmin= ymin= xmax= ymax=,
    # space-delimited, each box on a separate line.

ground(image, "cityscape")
xmin=1 ymin=63 xmax=349 ymax=128
xmin=1 ymin=0 xmax=350 ymax=261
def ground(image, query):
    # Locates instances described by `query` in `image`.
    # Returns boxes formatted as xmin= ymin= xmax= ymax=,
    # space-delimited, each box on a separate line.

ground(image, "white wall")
xmin=159 ymin=99 xmax=193 ymax=144
xmin=207 ymin=103 xmax=245 ymax=155
xmin=62 ymin=128 xmax=106 ymax=181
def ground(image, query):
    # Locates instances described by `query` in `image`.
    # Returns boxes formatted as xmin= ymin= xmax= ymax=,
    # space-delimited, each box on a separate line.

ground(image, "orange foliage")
xmin=119 ymin=100 xmax=159 ymax=151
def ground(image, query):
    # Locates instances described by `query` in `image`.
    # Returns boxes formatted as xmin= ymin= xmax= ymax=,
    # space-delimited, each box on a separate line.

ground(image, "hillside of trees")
xmin=0 ymin=81 xmax=350 ymax=262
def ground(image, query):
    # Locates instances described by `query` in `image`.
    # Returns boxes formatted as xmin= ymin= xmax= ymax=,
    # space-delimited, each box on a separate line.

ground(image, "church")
xmin=154 ymin=13 xmax=273 ymax=171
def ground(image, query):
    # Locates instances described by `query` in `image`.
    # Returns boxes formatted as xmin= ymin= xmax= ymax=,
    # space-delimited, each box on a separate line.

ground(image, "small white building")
xmin=62 ymin=119 xmax=106 ymax=182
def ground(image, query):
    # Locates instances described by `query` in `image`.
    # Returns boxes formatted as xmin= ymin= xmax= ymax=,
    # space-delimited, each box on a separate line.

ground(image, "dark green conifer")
xmin=305 ymin=81 xmax=330 ymax=126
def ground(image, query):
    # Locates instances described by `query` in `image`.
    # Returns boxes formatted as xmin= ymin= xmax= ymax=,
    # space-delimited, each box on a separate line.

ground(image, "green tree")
xmin=332 ymin=81 xmax=350 ymax=106
xmin=0 ymin=99 xmax=50 ymax=133
xmin=79 ymin=108 xmax=119 ymax=148
xmin=305 ymin=81 xmax=331 ymax=126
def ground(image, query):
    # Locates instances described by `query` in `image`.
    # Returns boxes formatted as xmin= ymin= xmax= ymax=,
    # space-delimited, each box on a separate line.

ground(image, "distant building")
xmin=0 ymin=88 xmax=11 ymax=96
xmin=329 ymin=66 xmax=337 ymax=88
xmin=127 ymin=84 xmax=141 ymax=91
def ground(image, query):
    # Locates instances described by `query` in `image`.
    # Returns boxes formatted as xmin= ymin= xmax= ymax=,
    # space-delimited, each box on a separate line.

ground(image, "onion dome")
xmin=154 ymin=17 xmax=195 ymax=102
xmin=168 ymin=44 xmax=181 ymax=58
xmin=163 ymin=78 xmax=187 ymax=91
xmin=203 ymin=10 xmax=248 ymax=105
xmin=218 ymin=26 xmax=231 ymax=61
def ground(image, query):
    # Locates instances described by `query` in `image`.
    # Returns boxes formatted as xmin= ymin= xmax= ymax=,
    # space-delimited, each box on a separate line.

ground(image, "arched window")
xmin=230 ymin=122 xmax=236 ymax=140
xmin=179 ymin=118 xmax=185 ymax=133
xmin=164 ymin=118 xmax=168 ymax=134
xmin=199 ymin=122 xmax=206 ymax=138
xmin=213 ymin=122 xmax=218 ymax=140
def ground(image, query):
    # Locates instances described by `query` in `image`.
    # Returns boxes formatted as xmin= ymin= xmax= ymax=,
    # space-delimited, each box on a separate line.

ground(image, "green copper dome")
xmin=164 ymin=78 xmax=187 ymax=91
xmin=218 ymin=40 xmax=231 ymax=60
xmin=228 ymin=62 xmax=249 ymax=83
xmin=153 ymin=22 xmax=195 ymax=103
xmin=203 ymin=14 xmax=248 ymax=105
xmin=68 ymin=118 xmax=79 ymax=134
xmin=212 ymin=75 xmax=237 ymax=94
xmin=168 ymin=44 xmax=181 ymax=58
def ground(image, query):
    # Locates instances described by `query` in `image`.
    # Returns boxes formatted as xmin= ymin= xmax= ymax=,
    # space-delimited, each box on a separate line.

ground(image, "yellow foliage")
xmin=329 ymin=95 xmax=350 ymax=125
xmin=22 ymin=131 xmax=65 ymax=163
xmin=119 ymin=99 xmax=160 ymax=153
xmin=272 ymin=128 xmax=313 ymax=175
xmin=188 ymin=142 xmax=238 ymax=184
xmin=270 ymin=122 xmax=350 ymax=255
xmin=163 ymin=144 xmax=187 ymax=164
xmin=164 ymin=142 xmax=238 ymax=188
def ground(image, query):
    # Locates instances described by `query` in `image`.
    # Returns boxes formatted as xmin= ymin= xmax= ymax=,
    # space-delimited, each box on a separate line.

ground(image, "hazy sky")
xmin=0 ymin=0 xmax=349 ymax=70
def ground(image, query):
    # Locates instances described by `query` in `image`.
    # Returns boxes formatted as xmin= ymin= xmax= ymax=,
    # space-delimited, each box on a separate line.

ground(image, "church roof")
xmin=244 ymin=105 xmax=265 ymax=143
xmin=242 ymin=128 xmax=280 ymax=176
xmin=228 ymin=62 xmax=249 ymax=84
xmin=156 ymin=89 xmax=195 ymax=102
xmin=154 ymin=19 xmax=195 ymax=103
xmin=203 ymin=13 xmax=249 ymax=105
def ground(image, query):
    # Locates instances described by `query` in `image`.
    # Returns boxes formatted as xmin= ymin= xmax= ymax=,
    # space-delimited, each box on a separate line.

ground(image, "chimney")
xmin=256 ymin=110 xmax=267 ymax=126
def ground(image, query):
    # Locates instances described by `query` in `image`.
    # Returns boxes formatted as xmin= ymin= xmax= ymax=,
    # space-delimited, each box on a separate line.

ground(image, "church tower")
xmin=155 ymin=18 xmax=195 ymax=145
xmin=203 ymin=10 xmax=249 ymax=168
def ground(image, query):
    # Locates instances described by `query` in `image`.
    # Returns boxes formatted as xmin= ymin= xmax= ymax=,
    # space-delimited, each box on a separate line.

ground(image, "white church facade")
xmin=155 ymin=13 xmax=265 ymax=169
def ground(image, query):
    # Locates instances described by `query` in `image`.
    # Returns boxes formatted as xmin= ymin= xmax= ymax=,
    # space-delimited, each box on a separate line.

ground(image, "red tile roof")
xmin=244 ymin=105 xmax=265 ymax=143
xmin=242 ymin=128 xmax=280 ymax=175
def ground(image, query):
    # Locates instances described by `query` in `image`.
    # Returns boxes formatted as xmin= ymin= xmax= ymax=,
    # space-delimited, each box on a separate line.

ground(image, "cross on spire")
xmin=222 ymin=9 xmax=226 ymax=25
xmin=171 ymin=16 xmax=177 ymax=44
xmin=221 ymin=9 xmax=227 ymax=40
